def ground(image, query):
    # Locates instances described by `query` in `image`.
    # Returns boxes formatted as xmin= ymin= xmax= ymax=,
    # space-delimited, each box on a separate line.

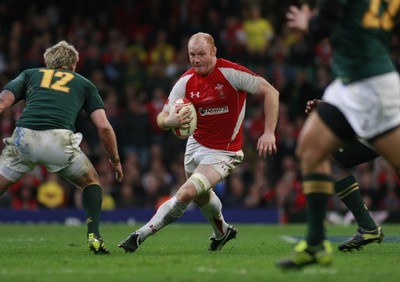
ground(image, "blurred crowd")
xmin=0 ymin=0 xmax=400 ymax=216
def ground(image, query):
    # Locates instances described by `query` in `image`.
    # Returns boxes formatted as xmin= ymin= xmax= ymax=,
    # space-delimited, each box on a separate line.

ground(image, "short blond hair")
xmin=43 ymin=40 xmax=79 ymax=69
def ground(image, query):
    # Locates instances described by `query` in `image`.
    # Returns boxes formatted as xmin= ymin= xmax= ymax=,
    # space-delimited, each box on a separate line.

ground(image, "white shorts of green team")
xmin=0 ymin=127 xmax=92 ymax=182
xmin=184 ymin=136 xmax=244 ymax=179
xmin=323 ymin=71 xmax=400 ymax=140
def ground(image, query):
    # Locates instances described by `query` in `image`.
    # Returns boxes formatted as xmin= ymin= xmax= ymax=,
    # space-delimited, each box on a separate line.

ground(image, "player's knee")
xmin=296 ymin=145 xmax=326 ymax=168
xmin=193 ymin=191 xmax=211 ymax=206
xmin=69 ymin=171 xmax=99 ymax=189
xmin=295 ymin=140 xmax=308 ymax=160
xmin=188 ymin=172 xmax=212 ymax=195
xmin=175 ymin=182 xmax=198 ymax=203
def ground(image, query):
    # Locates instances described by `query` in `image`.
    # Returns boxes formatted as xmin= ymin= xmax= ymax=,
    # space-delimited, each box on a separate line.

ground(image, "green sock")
xmin=82 ymin=184 xmax=102 ymax=237
xmin=335 ymin=175 xmax=376 ymax=230
xmin=306 ymin=193 xmax=330 ymax=246
xmin=303 ymin=174 xmax=333 ymax=246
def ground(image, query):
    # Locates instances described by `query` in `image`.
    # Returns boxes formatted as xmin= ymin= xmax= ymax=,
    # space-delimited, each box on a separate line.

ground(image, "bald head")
xmin=188 ymin=32 xmax=215 ymax=48
xmin=188 ymin=32 xmax=217 ymax=76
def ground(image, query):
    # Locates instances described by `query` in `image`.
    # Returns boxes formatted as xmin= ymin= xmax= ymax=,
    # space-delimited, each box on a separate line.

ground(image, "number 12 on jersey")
xmin=362 ymin=0 xmax=400 ymax=30
xmin=39 ymin=69 xmax=74 ymax=93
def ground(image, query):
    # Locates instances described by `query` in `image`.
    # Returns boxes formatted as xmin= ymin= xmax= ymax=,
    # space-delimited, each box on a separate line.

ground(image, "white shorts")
xmin=184 ymin=136 xmax=244 ymax=178
xmin=323 ymin=72 xmax=400 ymax=140
xmin=0 ymin=127 xmax=92 ymax=182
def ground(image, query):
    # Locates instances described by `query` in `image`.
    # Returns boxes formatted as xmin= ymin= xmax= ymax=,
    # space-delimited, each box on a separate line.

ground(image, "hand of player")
xmin=257 ymin=131 xmax=277 ymax=159
xmin=109 ymin=160 xmax=124 ymax=183
xmin=305 ymin=99 xmax=321 ymax=114
xmin=286 ymin=4 xmax=312 ymax=31
xmin=166 ymin=107 xmax=193 ymax=129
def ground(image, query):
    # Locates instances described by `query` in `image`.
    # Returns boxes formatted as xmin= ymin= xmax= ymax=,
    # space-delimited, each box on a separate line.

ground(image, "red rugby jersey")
xmin=164 ymin=58 xmax=261 ymax=151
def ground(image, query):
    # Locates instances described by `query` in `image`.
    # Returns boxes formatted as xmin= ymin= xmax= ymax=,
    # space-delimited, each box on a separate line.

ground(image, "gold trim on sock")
xmin=336 ymin=183 xmax=359 ymax=199
xmin=303 ymin=181 xmax=334 ymax=195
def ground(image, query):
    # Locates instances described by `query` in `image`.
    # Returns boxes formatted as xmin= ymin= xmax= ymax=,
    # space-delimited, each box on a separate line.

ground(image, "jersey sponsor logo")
xmin=190 ymin=91 xmax=200 ymax=98
xmin=198 ymin=106 xmax=229 ymax=116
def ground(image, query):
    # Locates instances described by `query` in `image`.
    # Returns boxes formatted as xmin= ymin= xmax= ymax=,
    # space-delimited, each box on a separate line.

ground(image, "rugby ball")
xmin=169 ymin=98 xmax=197 ymax=139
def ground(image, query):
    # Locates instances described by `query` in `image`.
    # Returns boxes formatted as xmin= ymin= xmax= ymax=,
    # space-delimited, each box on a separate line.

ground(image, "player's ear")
xmin=212 ymin=47 xmax=217 ymax=57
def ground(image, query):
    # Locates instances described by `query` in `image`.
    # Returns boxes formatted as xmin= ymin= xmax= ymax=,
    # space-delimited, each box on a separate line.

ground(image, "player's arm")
xmin=157 ymin=110 xmax=171 ymax=130
xmin=255 ymin=77 xmax=279 ymax=158
xmin=90 ymin=108 xmax=123 ymax=182
xmin=287 ymin=0 xmax=344 ymax=41
xmin=0 ymin=90 xmax=16 ymax=115
xmin=157 ymin=78 xmax=192 ymax=131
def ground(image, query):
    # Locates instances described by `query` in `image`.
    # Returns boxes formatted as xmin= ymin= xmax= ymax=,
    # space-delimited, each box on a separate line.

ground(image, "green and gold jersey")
xmin=331 ymin=0 xmax=399 ymax=84
xmin=4 ymin=68 xmax=105 ymax=131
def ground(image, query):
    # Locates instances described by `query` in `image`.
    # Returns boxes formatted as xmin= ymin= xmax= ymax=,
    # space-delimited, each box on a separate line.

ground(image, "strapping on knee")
xmin=188 ymin=172 xmax=212 ymax=194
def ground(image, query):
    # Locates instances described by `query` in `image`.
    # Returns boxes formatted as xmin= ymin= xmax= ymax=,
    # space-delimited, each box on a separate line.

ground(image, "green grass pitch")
xmin=0 ymin=223 xmax=399 ymax=282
